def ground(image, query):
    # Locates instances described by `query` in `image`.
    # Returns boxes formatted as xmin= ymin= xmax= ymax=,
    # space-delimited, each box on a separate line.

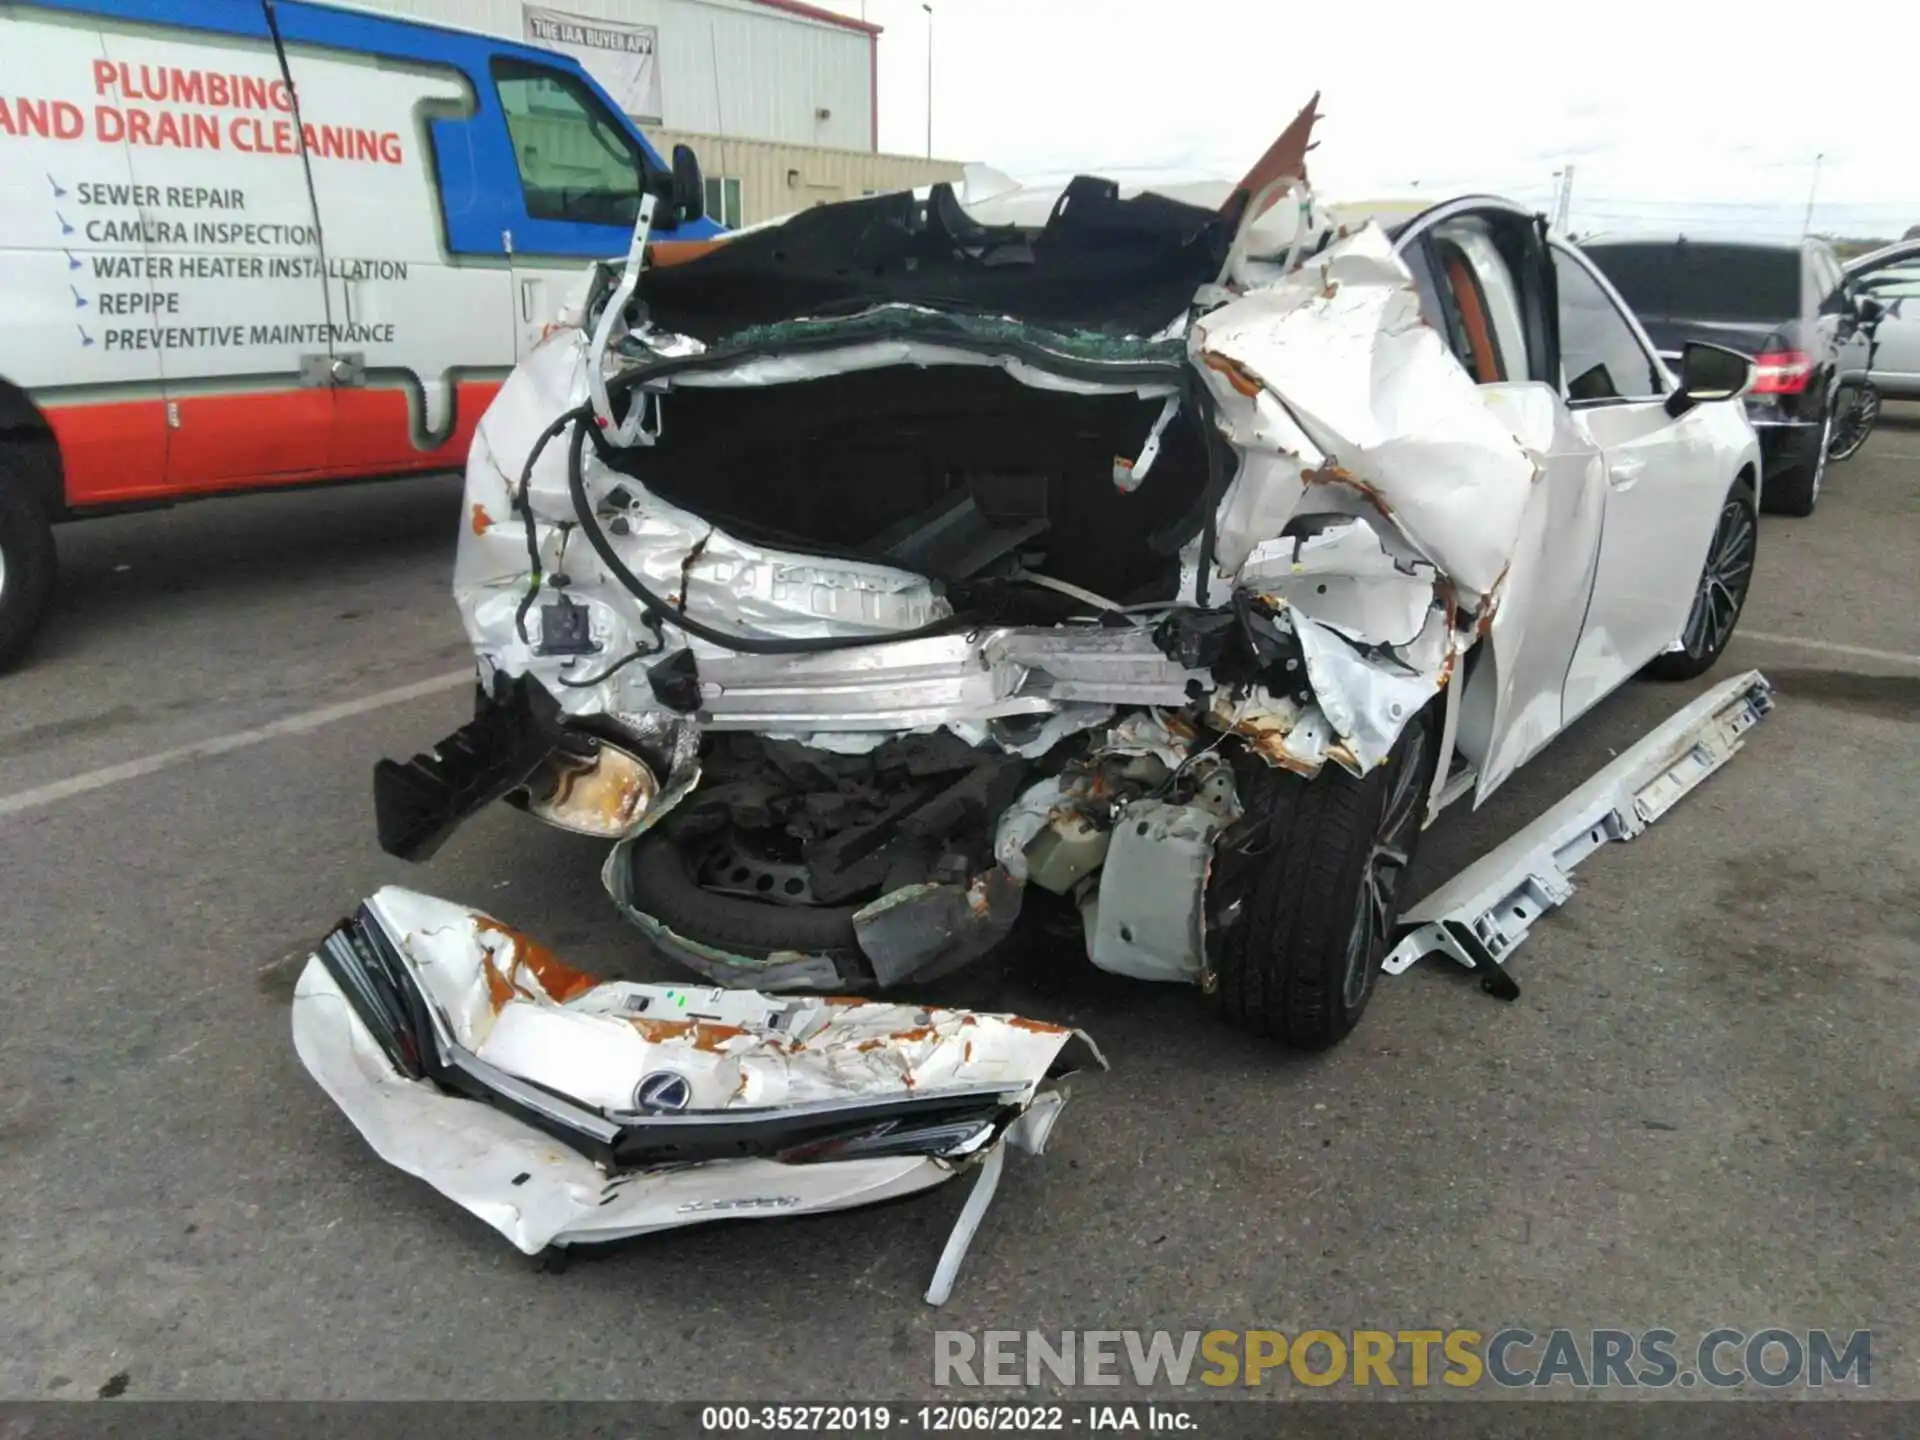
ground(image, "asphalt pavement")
xmin=1 ymin=413 xmax=1915 ymax=1402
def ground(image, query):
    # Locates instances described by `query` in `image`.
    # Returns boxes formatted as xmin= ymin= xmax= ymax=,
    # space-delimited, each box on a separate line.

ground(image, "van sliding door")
xmin=269 ymin=1 xmax=513 ymax=475
xmin=94 ymin=0 xmax=335 ymax=488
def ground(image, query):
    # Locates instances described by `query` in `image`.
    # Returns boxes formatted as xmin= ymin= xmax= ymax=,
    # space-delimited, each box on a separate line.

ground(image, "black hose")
xmin=563 ymin=413 xmax=976 ymax=656
xmin=512 ymin=405 xmax=592 ymax=645
xmin=558 ymin=641 xmax=658 ymax=688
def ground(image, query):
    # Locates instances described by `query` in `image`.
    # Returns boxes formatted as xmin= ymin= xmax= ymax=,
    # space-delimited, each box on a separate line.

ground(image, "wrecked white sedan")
xmin=373 ymin=107 xmax=1764 ymax=1051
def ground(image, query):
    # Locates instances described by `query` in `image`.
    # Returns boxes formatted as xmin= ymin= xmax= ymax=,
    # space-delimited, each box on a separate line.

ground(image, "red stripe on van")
xmin=43 ymin=381 xmax=503 ymax=507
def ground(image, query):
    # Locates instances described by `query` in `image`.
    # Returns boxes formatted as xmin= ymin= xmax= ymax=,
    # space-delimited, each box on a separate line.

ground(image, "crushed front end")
xmin=378 ymin=130 xmax=1540 ymax=999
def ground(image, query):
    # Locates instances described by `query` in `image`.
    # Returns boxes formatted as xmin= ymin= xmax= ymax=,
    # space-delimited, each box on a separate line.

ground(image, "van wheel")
xmin=0 ymin=448 xmax=58 ymax=672
xmin=1644 ymin=476 xmax=1757 ymax=681
xmin=1204 ymin=711 xmax=1438 ymax=1049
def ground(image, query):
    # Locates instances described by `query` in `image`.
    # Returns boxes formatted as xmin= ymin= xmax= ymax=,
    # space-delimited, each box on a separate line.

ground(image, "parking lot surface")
xmin=2 ymin=414 xmax=1916 ymax=1401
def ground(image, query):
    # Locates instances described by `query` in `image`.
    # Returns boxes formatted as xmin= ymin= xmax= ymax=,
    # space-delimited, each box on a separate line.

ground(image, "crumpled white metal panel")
xmin=293 ymin=888 xmax=1096 ymax=1273
xmin=1193 ymin=224 xmax=1538 ymax=610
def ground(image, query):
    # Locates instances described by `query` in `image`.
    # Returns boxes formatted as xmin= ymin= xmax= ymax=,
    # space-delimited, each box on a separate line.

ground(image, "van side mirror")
xmin=1665 ymin=341 xmax=1754 ymax=418
xmin=671 ymin=143 xmax=705 ymax=226
xmin=1855 ymin=294 xmax=1887 ymax=324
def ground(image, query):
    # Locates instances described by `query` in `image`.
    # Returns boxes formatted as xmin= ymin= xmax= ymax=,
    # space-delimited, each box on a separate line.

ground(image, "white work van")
xmin=0 ymin=0 xmax=716 ymax=667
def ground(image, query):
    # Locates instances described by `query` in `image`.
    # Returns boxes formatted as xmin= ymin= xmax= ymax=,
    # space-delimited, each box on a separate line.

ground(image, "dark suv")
xmin=1578 ymin=236 xmax=1847 ymax=515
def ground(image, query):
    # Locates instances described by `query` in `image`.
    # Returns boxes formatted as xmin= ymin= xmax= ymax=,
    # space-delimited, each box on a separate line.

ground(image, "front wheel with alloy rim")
xmin=1644 ymin=476 xmax=1758 ymax=681
xmin=1827 ymin=381 xmax=1880 ymax=463
xmin=1204 ymin=709 xmax=1438 ymax=1049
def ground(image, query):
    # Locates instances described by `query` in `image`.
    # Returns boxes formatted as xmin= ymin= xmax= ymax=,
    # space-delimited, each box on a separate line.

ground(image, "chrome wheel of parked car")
xmin=1827 ymin=381 xmax=1880 ymax=463
xmin=1645 ymin=477 xmax=1757 ymax=681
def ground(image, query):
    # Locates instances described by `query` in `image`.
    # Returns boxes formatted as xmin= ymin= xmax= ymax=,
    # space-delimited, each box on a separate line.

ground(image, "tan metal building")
xmin=655 ymin=127 xmax=963 ymax=226
xmin=366 ymin=0 xmax=964 ymax=224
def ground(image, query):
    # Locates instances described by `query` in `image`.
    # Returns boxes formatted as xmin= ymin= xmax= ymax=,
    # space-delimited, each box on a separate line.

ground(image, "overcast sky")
xmin=821 ymin=0 xmax=1920 ymax=242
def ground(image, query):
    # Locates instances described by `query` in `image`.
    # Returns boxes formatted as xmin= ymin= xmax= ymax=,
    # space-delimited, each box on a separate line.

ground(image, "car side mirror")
xmin=1665 ymin=341 xmax=1754 ymax=418
xmin=670 ymin=143 xmax=705 ymax=226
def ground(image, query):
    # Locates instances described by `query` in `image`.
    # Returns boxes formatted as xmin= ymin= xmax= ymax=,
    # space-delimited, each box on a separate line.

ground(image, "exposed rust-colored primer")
xmin=625 ymin=1016 xmax=749 ymax=1052
xmin=474 ymin=919 xmax=601 ymax=1004
xmin=481 ymin=953 xmax=520 ymax=1011
xmin=470 ymin=503 xmax=493 ymax=535
xmin=1475 ymin=562 xmax=1513 ymax=637
xmin=648 ymin=239 xmax=732 ymax=268
xmin=1226 ymin=92 xmax=1321 ymax=217
xmin=1202 ymin=350 xmax=1265 ymax=398
xmin=1301 ymin=460 xmax=1393 ymax=519
xmin=1005 ymin=1017 xmax=1069 ymax=1035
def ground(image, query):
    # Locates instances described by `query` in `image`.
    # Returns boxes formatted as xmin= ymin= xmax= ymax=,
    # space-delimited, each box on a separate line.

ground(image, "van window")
xmin=704 ymin=175 xmax=744 ymax=229
xmin=1584 ymin=242 xmax=1800 ymax=323
xmin=492 ymin=58 xmax=648 ymax=226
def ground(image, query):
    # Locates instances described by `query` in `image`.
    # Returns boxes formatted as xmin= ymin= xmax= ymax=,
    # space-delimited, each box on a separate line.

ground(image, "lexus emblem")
xmin=633 ymin=1070 xmax=693 ymax=1114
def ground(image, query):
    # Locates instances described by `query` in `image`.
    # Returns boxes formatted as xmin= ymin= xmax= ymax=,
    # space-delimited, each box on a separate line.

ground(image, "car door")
xmin=1399 ymin=209 xmax=1610 ymax=802
xmin=94 ymin=0 xmax=337 ymax=490
xmin=1847 ymin=245 xmax=1920 ymax=392
xmin=1554 ymin=243 xmax=1731 ymax=719
xmin=1805 ymin=244 xmax=1847 ymax=410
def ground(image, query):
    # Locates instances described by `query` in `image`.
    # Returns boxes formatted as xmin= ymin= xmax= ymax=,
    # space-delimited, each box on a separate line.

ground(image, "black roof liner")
xmin=639 ymin=177 xmax=1234 ymax=343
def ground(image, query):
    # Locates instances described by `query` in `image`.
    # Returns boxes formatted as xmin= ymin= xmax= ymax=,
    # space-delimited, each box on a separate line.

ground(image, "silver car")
xmin=1839 ymin=239 xmax=1920 ymax=398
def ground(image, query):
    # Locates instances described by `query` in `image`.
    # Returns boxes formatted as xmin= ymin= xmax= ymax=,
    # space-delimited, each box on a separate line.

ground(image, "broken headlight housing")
xmin=520 ymin=737 xmax=658 ymax=838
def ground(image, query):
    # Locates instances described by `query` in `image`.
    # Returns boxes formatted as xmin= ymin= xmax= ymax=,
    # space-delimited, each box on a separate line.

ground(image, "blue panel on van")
xmin=26 ymin=0 xmax=273 ymax=35
xmin=27 ymin=0 xmax=723 ymax=257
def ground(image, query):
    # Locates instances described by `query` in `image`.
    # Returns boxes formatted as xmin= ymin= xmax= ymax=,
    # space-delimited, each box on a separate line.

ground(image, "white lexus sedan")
xmin=370 ymin=108 xmax=1764 ymax=1052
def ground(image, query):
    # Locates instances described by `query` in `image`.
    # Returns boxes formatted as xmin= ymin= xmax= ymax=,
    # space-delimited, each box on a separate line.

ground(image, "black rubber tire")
xmin=1204 ymin=712 xmax=1439 ymax=1050
xmin=1644 ymin=476 xmax=1758 ymax=682
xmin=624 ymin=827 xmax=868 ymax=974
xmin=1761 ymin=411 xmax=1830 ymax=518
xmin=0 ymin=446 xmax=59 ymax=673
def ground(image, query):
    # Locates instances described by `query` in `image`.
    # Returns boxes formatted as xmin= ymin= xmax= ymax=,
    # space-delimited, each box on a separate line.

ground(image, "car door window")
xmin=1856 ymin=259 xmax=1920 ymax=311
xmin=1429 ymin=220 xmax=1531 ymax=384
xmin=1552 ymin=250 xmax=1663 ymax=402
xmin=492 ymin=58 xmax=648 ymax=227
xmin=1811 ymin=249 xmax=1846 ymax=315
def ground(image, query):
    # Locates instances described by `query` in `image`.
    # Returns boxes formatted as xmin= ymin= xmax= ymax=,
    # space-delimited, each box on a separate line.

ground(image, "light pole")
xmin=1801 ymin=152 xmax=1824 ymax=238
xmin=921 ymin=2 xmax=933 ymax=159
xmin=1552 ymin=164 xmax=1575 ymax=231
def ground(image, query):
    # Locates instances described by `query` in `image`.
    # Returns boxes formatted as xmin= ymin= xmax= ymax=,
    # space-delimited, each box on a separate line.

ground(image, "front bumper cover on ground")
xmin=292 ymin=887 xmax=1100 ymax=1301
